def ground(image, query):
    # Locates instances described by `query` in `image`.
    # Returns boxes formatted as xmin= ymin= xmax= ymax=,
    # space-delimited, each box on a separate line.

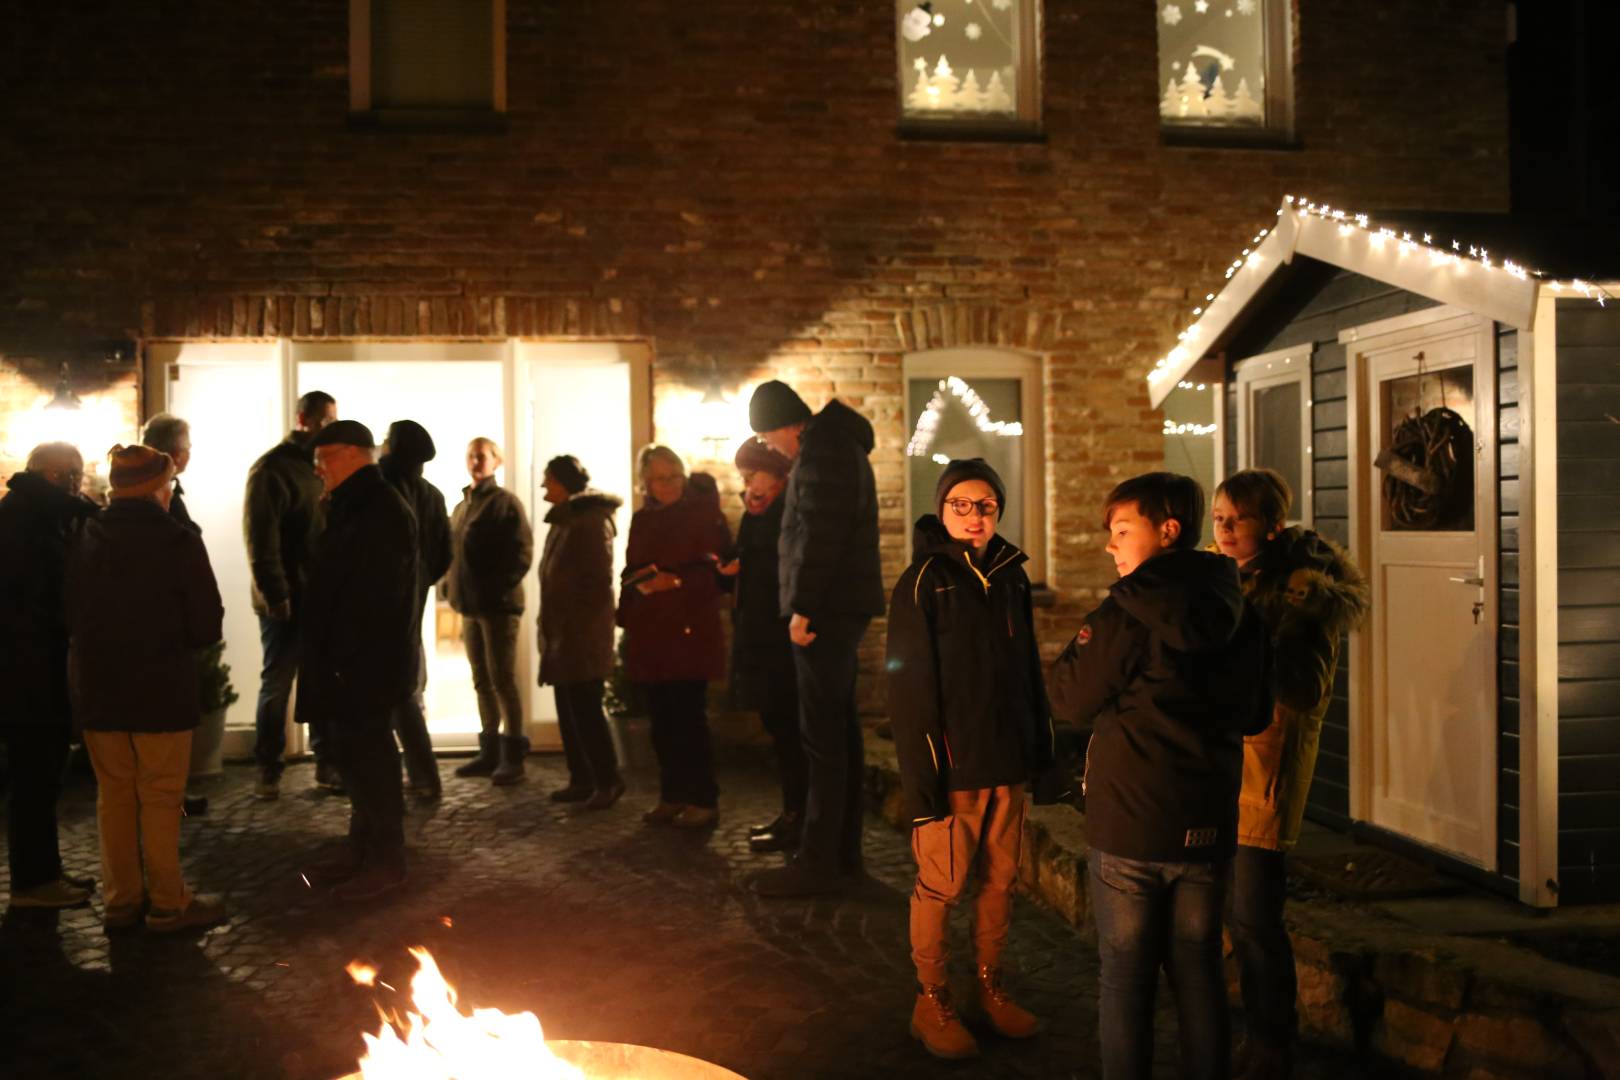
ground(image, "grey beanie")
xmin=934 ymin=458 xmax=1006 ymax=519
xmin=748 ymin=380 xmax=812 ymax=433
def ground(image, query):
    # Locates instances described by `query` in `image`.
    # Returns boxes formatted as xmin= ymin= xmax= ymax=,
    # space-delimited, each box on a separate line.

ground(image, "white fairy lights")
xmin=1147 ymin=195 xmax=1613 ymax=390
xmin=906 ymin=375 xmax=1025 ymax=458
xmin=1163 ymin=419 xmax=1218 ymax=437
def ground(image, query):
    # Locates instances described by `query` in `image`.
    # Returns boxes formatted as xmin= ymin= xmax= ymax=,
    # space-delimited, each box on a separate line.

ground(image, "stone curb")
xmin=862 ymin=739 xmax=1620 ymax=1078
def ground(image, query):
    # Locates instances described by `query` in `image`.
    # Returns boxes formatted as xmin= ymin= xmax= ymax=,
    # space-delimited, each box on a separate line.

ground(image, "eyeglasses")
xmin=945 ymin=497 xmax=1000 ymax=519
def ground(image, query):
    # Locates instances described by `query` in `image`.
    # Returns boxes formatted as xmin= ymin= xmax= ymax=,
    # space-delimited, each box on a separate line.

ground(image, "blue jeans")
xmin=1089 ymin=851 xmax=1231 ymax=1080
xmin=253 ymin=612 xmax=326 ymax=774
xmin=1229 ymin=845 xmax=1297 ymax=1048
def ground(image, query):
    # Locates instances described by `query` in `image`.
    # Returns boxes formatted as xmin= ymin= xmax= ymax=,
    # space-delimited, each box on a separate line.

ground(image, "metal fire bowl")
xmin=338 ymin=1039 xmax=748 ymax=1079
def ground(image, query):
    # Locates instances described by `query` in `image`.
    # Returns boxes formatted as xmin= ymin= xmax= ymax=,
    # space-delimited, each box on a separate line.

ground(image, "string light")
xmin=1148 ymin=194 xmax=1615 ymax=389
xmin=906 ymin=375 xmax=1025 ymax=458
xmin=1163 ymin=419 xmax=1218 ymax=437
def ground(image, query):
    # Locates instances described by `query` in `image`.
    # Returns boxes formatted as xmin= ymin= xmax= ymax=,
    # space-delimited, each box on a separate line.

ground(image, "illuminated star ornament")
xmin=1161 ymin=4 xmax=1183 ymax=26
xmin=965 ymin=21 xmax=982 ymax=40
xmin=1194 ymin=0 xmax=1209 ymax=12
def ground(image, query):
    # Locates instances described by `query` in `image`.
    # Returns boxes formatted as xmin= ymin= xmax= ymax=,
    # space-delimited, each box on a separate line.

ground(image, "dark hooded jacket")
xmin=886 ymin=516 xmax=1064 ymax=823
xmin=295 ymin=465 xmax=419 ymax=728
xmin=538 ymin=489 xmax=622 ymax=685
xmin=65 ymin=498 xmax=223 ymax=733
xmin=0 ymin=472 xmax=97 ymax=728
xmin=1237 ymin=528 xmax=1368 ymax=851
xmin=447 ymin=476 xmax=533 ymax=617
xmin=618 ymin=473 xmax=731 ymax=683
xmin=778 ymin=399 xmax=885 ymax=620
xmin=379 ymin=435 xmax=452 ymax=605
xmin=242 ymin=431 xmax=325 ymax=615
xmin=1049 ymin=548 xmax=1272 ymax=862
xmin=729 ymin=492 xmax=794 ymax=710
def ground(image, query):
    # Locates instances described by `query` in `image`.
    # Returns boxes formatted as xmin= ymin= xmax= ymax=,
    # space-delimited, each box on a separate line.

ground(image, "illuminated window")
xmin=1157 ymin=0 xmax=1291 ymax=139
xmin=1234 ymin=347 xmax=1312 ymax=524
xmin=904 ymin=349 xmax=1046 ymax=581
xmin=350 ymin=0 xmax=506 ymax=122
xmin=897 ymin=0 xmax=1041 ymax=132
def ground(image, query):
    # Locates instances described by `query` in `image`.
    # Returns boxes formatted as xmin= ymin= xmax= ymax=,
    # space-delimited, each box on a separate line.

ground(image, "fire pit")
xmin=339 ymin=948 xmax=747 ymax=1080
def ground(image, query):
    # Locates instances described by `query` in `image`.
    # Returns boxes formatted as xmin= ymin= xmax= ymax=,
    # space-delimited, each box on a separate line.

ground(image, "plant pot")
xmin=189 ymin=707 xmax=228 ymax=778
xmin=609 ymin=713 xmax=655 ymax=772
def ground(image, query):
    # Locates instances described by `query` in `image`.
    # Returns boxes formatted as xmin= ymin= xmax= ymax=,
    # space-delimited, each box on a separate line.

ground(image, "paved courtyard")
xmin=2 ymin=753 xmax=1369 ymax=1080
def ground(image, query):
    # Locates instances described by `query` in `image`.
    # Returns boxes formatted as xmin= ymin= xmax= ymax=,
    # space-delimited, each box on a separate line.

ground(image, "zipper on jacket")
xmin=924 ymin=732 xmax=940 ymax=773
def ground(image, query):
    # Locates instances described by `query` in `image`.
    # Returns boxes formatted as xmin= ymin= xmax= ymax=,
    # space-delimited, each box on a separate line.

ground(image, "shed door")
xmin=1360 ymin=322 xmax=1497 ymax=868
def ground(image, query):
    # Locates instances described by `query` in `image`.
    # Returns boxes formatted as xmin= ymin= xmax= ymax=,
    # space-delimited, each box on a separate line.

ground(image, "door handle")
xmin=1448 ymin=575 xmax=1485 ymax=586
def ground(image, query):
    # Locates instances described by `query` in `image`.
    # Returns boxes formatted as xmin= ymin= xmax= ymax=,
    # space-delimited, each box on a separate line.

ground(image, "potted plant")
xmin=190 ymin=641 xmax=239 ymax=778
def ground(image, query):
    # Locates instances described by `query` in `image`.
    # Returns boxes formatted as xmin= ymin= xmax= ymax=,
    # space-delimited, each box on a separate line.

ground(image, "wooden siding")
xmin=1555 ymin=299 xmax=1620 ymax=904
xmin=1497 ymin=327 xmax=1521 ymax=885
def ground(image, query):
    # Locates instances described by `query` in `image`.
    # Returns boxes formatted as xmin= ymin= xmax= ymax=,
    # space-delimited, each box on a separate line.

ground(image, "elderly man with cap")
xmin=745 ymin=380 xmax=885 ymax=897
xmin=297 ymin=420 xmax=419 ymax=903
xmin=1 ymin=442 xmax=97 ymax=910
xmin=379 ymin=420 xmax=452 ymax=801
xmin=65 ymin=444 xmax=227 ymax=932
xmin=719 ymin=439 xmax=805 ymax=852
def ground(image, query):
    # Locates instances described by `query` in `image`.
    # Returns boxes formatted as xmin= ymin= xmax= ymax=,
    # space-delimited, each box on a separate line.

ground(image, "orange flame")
xmin=346 ymin=962 xmax=378 ymax=987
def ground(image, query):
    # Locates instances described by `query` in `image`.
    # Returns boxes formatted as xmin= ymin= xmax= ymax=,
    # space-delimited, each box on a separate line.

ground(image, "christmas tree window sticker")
xmin=1158 ymin=0 xmax=1266 ymax=125
xmin=899 ymin=0 xmax=1020 ymax=118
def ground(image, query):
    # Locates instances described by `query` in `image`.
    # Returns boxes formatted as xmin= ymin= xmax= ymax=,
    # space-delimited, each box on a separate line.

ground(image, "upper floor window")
xmin=350 ymin=0 xmax=506 ymax=125
xmin=897 ymin=1 xmax=1041 ymax=133
xmin=1157 ymin=0 xmax=1291 ymax=140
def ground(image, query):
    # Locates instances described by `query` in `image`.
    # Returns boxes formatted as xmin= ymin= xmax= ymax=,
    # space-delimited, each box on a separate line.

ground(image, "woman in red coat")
xmin=618 ymin=445 xmax=732 ymax=828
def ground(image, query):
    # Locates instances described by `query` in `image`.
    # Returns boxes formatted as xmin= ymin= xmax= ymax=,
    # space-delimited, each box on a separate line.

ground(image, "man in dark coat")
xmin=746 ymin=380 xmax=886 ymax=897
xmin=243 ymin=389 xmax=336 ymax=799
xmin=297 ymin=420 xmax=419 ymax=903
xmin=142 ymin=413 xmax=198 ymax=535
xmin=0 ymin=442 xmax=97 ymax=909
xmin=379 ymin=420 xmax=452 ymax=801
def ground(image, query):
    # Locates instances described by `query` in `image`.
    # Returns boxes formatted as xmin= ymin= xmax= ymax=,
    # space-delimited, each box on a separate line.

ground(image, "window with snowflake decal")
xmin=1157 ymin=0 xmax=1291 ymax=137
xmin=897 ymin=0 xmax=1041 ymax=130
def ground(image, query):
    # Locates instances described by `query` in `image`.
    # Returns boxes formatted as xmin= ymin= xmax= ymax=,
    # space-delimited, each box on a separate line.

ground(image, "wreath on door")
xmin=1374 ymin=406 xmax=1474 ymax=529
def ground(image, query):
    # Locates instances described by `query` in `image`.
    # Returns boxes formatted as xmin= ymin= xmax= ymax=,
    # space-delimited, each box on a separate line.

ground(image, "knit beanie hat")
xmin=544 ymin=454 xmax=591 ymax=495
xmin=733 ymin=439 xmax=792 ymax=479
xmin=107 ymin=444 xmax=176 ymax=499
xmin=384 ymin=419 xmax=436 ymax=466
xmin=309 ymin=419 xmax=376 ymax=450
xmin=934 ymin=458 xmax=1007 ymax=520
xmin=748 ymin=380 xmax=812 ymax=433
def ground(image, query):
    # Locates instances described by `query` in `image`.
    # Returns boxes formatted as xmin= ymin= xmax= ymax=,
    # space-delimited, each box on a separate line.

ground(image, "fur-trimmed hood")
xmin=1244 ymin=526 xmax=1369 ymax=642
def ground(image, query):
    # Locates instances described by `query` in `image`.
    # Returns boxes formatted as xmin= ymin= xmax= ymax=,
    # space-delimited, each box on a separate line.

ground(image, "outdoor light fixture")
xmin=46 ymin=362 xmax=81 ymax=411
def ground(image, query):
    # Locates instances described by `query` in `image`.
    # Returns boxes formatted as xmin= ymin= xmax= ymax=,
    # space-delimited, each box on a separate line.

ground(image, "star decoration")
xmin=964 ymin=21 xmax=982 ymax=39
xmin=914 ymin=57 xmax=928 ymax=72
xmin=1161 ymin=4 xmax=1182 ymax=26
xmin=1194 ymin=0 xmax=1208 ymax=12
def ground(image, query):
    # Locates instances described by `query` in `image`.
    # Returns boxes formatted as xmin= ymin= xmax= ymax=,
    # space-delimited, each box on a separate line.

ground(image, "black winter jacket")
xmin=296 ymin=466 xmax=419 ymax=728
xmin=447 ymin=476 xmax=533 ymax=617
xmin=170 ymin=481 xmax=200 ymax=535
xmin=886 ymin=518 xmax=1063 ymax=823
xmin=729 ymin=495 xmax=795 ymax=710
xmin=1049 ymin=548 xmax=1271 ymax=862
xmin=242 ymin=432 xmax=325 ymax=615
xmin=65 ymin=499 xmax=224 ymax=734
xmin=0 ymin=473 xmax=97 ymax=729
xmin=778 ymin=399 xmax=885 ymax=620
xmin=380 ymin=456 xmax=452 ymax=603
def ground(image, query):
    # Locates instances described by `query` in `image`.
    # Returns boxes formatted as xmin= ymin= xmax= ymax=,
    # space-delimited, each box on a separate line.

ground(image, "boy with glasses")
xmin=886 ymin=458 xmax=1068 ymax=1060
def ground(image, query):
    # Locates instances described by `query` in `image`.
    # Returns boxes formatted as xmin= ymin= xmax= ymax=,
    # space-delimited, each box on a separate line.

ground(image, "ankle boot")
xmin=491 ymin=735 xmax=528 ymax=786
xmin=454 ymin=732 xmax=499 ymax=778
xmin=748 ymin=811 xmax=803 ymax=853
xmin=910 ymin=984 xmax=978 ymax=1060
xmin=976 ymin=965 xmax=1040 ymax=1038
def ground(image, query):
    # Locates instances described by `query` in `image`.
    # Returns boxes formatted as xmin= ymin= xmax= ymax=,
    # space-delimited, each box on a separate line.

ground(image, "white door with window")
xmin=1352 ymin=314 xmax=1497 ymax=868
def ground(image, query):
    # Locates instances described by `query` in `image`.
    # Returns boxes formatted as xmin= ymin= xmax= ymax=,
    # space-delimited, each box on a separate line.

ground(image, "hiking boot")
xmin=748 ymin=811 xmax=802 ymax=853
xmin=454 ymin=732 xmax=500 ymax=778
xmin=313 ymin=760 xmax=345 ymax=793
xmin=550 ymin=783 xmax=593 ymax=803
xmin=9 ymin=879 xmax=92 ymax=910
xmin=146 ymin=894 xmax=228 ymax=933
xmin=976 ymin=965 xmax=1041 ymax=1038
xmin=584 ymin=780 xmax=625 ymax=810
xmin=910 ymin=984 xmax=979 ymax=1060
xmin=102 ymin=905 xmax=143 ymax=934
xmin=331 ymin=861 xmax=406 ymax=904
xmin=253 ymin=768 xmax=281 ymax=800
xmin=490 ymin=735 xmax=528 ymax=786
xmin=642 ymin=801 xmax=684 ymax=824
xmin=671 ymin=805 xmax=718 ymax=829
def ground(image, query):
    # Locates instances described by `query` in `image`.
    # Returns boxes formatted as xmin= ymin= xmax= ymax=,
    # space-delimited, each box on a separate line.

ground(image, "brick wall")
xmin=1 ymin=0 xmax=1509 ymax=702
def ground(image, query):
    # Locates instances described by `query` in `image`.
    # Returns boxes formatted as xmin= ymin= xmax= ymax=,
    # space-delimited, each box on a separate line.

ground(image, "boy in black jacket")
xmin=1049 ymin=472 xmax=1270 ymax=1080
xmin=887 ymin=459 xmax=1066 ymax=1061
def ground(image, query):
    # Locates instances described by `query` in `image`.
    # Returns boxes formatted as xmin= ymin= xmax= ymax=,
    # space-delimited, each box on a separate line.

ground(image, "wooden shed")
xmin=1151 ymin=198 xmax=1620 ymax=906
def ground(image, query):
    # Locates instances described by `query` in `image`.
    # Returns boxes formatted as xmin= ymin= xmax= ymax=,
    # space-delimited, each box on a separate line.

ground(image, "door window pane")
xmin=373 ymin=0 xmax=495 ymax=109
xmin=1378 ymin=368 xmax=1476 ymax=532
xmin=1250 ymin=380 xmax=1302 ymax=512
xmin=907 ymin=376 xmax=1025 ymax=551
xmin=898 ymin=0 xmax=1032 ymax=124
xmin=1157 ymin=0 xmax=1272 ymax=128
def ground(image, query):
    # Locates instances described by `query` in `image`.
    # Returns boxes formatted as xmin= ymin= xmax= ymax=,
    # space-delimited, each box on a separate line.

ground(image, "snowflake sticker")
xmin=1161 ymin=4 xmax=1183 ymax=26
xmin=991 ymin=0 xmax=1012 ymax=10
xmin=1194 ymin=0 xmax=1208 ymax=12
xmin=964 ymin=21 xmax=982 ymax=39
xmin=1236 ymin=0 xmax=1255 ymax=12
xmin=913 ymin=57 xmax=928 ymax=72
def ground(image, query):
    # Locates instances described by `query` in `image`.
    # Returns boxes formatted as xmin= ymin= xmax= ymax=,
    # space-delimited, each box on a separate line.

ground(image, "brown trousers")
xmin=909 ymin=784 xmax=1026 ymax=987
xmin=84 ymin=730 xmax=194 ymax=912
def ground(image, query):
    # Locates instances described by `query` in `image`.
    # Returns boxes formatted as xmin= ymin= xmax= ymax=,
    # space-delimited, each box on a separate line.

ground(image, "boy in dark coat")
xmin=1049 ymin=472 xmax=1271 ymax=1080
xmin=887 ymin=459 xmax=1065 ymax=1060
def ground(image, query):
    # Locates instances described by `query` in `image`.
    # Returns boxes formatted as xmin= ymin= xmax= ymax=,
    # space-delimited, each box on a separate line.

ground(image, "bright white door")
xmin=155 ymin=342 xmax=285 ymax=756
xmin=1362 ymin=323 xmax=1497 ymax=867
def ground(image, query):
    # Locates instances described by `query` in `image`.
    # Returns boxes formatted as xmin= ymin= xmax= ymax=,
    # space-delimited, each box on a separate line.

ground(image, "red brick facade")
xmin=1 ymin=1 xmax=1508 ymax=685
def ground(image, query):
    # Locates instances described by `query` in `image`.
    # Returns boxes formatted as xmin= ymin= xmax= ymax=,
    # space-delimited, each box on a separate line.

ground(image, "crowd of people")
xmin=0 ymin=373 xmax=1366 ymax=1079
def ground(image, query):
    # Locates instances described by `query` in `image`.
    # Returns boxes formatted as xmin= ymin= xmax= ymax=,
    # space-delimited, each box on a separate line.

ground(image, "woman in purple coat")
xmin=618 ymin=445 xmax=732 ymax=829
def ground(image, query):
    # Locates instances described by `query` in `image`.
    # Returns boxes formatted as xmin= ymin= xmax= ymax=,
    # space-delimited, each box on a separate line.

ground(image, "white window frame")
xmin=1234 ymin=345 xmax=1312 ymax=525
xmin=1158 ymin=0 xmax=1293 ymax=143
xmin=896 ymin=0 xmax=1043 ymax=134
xmin=350 ymin=0 xmax=507 ymax=119
xmin=901 ymin=348 xmax=1047 ymax=583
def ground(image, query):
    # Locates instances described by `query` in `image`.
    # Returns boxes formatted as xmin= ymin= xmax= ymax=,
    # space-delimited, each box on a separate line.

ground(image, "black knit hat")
xmin=748 ymin=380 xmax=812 ymax=433
xmin=544 ymin=454 xmax=591 ymax=495
xmin=384 ymin=419 xmax=436 ymax=465
xmin=309 ymin=419 xmax=376 ymax=450
xmin=934 ymin=458 xmax=1006 ymax=520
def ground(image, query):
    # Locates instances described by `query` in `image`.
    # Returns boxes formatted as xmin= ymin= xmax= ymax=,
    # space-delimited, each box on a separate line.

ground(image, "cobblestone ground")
xmin=3 ymin=753 xmax=1368 ymax=1080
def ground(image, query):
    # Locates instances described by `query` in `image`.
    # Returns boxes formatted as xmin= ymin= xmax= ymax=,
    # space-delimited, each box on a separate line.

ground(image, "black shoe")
xmin=751 ymin=862 xmax=844 ymax=898
xmin=314 ymin=761 xmax=344 ymax=793
xmin=583 ymin=780 xmax=626 ymax=810
xmin=183 ymin=795 xmax=209 ymax=817
xmin=748 ymin=813 xmax=803 ymax=853
xmin=331 ymin=861 xmax=406 ymax=904
xmin=412 ymin=784 xmax=442 ymax=803
xmin=549 ymin=783 xmax=594 ymax=803
xmin=748 ymin=813 xmax=788 ymax=838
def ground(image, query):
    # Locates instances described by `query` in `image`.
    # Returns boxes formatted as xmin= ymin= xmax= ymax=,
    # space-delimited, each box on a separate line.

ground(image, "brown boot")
xmin=910 ymin=984 xmax=979 ymax=1060
xmin=976 ymin=965 xmax=1041 ymax=1039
